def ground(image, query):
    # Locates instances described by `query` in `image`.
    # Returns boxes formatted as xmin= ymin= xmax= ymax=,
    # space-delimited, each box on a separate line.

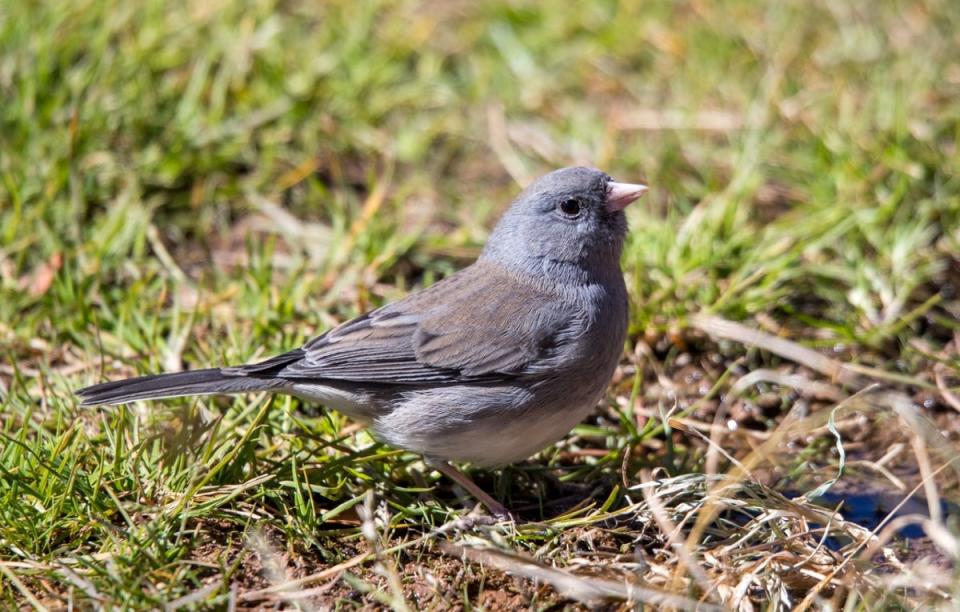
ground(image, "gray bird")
xmin=77 ymin=167 xmax=647 ymax=518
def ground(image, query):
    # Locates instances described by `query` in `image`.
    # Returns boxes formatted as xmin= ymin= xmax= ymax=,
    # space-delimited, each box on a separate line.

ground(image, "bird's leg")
xmin=429 ymin=460 xmax=512 ymax=520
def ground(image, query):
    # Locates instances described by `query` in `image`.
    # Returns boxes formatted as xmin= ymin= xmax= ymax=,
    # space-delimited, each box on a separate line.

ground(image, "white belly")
xmin=369 ymin=383 xmax=604 ymax=466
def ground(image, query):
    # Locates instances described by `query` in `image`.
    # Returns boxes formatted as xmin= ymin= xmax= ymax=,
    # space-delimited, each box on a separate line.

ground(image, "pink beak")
xmin=605 ymin=181 xmax=648 ymax=212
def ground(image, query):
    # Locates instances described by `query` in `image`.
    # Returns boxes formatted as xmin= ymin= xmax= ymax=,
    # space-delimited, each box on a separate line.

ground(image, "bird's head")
xmin=482 ymin=166 xmax=647 ymax=283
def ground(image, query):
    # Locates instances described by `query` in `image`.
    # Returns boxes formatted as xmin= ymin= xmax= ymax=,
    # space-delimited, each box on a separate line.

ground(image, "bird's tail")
xmin=76 ymin=369 xmax=285 ymax=406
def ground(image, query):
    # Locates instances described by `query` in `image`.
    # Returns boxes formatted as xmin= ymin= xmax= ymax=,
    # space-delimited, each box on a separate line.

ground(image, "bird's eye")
xmin=557 ymin=197 xmax=582 ymax=218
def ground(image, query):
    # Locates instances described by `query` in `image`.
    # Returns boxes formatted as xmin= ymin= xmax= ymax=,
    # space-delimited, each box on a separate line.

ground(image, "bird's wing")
xmin=233 ymin=264 xmax=580 ymax=385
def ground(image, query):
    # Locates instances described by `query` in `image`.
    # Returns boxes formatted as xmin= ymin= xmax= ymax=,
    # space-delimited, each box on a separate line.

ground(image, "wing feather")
xmin=236 ymin=262 xmax=579 ymax=386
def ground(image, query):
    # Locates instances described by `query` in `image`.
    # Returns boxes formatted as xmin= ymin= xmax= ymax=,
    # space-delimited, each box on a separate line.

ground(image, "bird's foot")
xmin=429 ymin=459 xmax=515 ymax=522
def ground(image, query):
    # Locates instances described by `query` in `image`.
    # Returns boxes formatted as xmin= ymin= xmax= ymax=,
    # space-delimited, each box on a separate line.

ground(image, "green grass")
xmin=2 ymin=0 xmax=959 ymax=608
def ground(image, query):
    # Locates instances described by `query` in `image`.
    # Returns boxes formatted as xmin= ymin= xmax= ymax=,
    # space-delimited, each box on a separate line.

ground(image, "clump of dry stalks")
xmin=447 ymin=435 xmax=953 ymax=609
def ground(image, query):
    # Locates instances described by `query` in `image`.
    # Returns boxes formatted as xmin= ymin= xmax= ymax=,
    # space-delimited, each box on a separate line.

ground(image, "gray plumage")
xmin=77 ymin=166 xmax=647 ymax=470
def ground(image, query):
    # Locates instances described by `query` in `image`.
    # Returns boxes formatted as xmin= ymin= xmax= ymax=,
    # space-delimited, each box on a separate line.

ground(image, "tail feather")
xmin=76 ymin=368 xmax=285 ymax=406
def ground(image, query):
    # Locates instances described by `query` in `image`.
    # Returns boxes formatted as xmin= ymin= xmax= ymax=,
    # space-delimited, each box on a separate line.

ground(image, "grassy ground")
xmin=2 ymin=0 xmax=959 ymax=608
